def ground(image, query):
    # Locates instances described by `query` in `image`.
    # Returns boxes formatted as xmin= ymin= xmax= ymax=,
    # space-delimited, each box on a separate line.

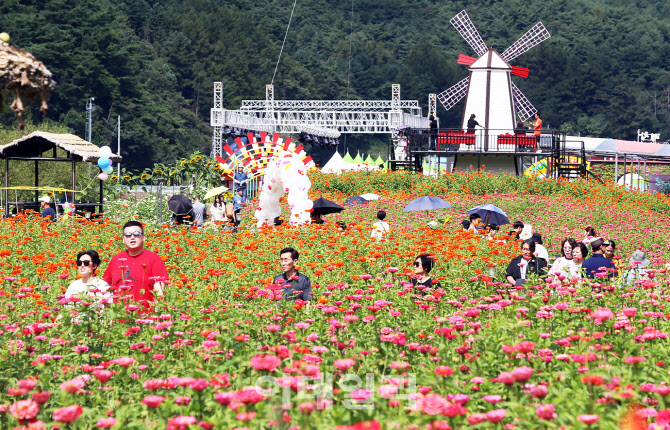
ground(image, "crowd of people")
xmin=58 ymin=207 xmax=654 ymax=321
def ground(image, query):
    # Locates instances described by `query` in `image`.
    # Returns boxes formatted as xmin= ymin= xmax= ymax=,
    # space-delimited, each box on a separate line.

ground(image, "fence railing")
xmin=397 ymin=128 xmax=562 ymax=154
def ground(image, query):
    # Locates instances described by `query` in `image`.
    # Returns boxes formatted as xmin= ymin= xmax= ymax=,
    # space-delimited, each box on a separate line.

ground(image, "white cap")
xmin=39 ymin=195 xmax=51 ymax=203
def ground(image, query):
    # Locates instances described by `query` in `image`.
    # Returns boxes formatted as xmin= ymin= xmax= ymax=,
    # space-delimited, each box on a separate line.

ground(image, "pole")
xmin=86 ymin=98 xmax=94 ymax=142
xmin=117 ymin=115 xmax=121 ymax=178
xmin=614 ymin=154 xmax=618 ymax=184
xmin=157 ymin=178 xmax=164 ymax=224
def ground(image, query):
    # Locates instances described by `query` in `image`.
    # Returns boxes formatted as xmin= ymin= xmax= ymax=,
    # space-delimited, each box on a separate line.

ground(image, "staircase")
xmin=554 ymin=136 xmax=588 ymax=180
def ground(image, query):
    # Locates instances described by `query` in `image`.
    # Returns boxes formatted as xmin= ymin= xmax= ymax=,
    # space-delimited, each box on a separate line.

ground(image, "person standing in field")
xmin=103 ymin=221 xmax=168 ymax=310
xmin=529 ymin=113 xmax=542 ymax=147
xmin=191 ymin=196 xmax=207 ymax=227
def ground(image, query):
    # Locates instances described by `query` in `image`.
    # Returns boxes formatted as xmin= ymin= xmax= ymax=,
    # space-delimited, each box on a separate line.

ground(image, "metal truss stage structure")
xmin=210 ymin=83 xmax=434 ymax=156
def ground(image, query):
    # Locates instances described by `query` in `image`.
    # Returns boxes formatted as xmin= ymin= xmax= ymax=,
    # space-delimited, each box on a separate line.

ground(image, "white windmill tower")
xmin=438 ymin=11 xmax=551 ymax=138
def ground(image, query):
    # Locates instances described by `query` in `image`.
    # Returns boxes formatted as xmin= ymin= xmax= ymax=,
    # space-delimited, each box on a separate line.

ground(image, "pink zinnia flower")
xmin=592 ymin=307 xmax=614 ymax=321
xmin=577 ymin=414 xmax=600 ymax=425
xmin=60 ymin=377 xmax=85 ymax=394
xmin=169 ymin=416 xmax=197 ymax=426
xmin=96 ymin=417 xmax=117 ymax=428
xmin=467 ymin=413 xmax=487 ymax=425
xmin=511 ymin=366 xmax=534 ymax=382
xmin=497 ymin=372 xmax=516 ymax=385
xmin=141 ymin=395 xmax=167 ymax=408
xmin=485 ymin=408 xmax=506 ymax=423
xmin=333 ymin=358 xmax=355 ymax=371
xmin=482 ymin=395 xmax=502 ymax=404
xmin=350 ymin=389 xmax=373 ymax=402
xmin=31 ymin=391 xmax=51 ymax=405
xmin=9 ymin=399 xmax=39 ymax=421
xmin=434 ymin=366 xmax=454 ymax=377
xmin=536 ymin=404 xmax=556 ymax=420
xmin=416 ymin=394 xmax=450 ymax=415
xmin=53 ymin=405 xmax=83 ymax=423
xmin=250 ymin=354 xmax=282 ymax=372
xmin=112 ymin=356 xmax=136 ymax=367
xmin=299 ymin=402 xmax=315 ymax=415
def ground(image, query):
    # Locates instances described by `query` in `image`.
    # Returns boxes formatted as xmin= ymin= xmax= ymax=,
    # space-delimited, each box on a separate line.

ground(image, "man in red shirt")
xmin=103 ymin=221 xmax=168 ymax=307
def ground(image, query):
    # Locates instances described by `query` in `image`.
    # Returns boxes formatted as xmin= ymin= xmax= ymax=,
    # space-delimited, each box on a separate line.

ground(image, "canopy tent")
xmin=342 ymin=152 xmax=354 ymax=163
xmin=0 ymin=131 xmax=121 ymax=218
xmin=364 ymin=154 xmax=375 ymax=165
xmin=321 ymin=151 xmax=348 ymax=174
xmin=321 ymin=150 xmax=379 ymax=174
xmin=352 ymin=152 xmax=364 ymax=164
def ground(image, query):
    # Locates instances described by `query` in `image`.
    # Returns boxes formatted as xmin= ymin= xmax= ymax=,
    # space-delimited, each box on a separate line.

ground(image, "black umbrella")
xmin=168 ymin=194 xmax=193 ymax=215
xmin=312 ymin=197 xmax=344 ymax=216
xmin=344 ymin=196 xmax=369 ymax=206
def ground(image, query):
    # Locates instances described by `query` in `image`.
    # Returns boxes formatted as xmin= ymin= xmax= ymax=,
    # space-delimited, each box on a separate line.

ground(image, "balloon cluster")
xmin=61 ymin=202 xmax=75 ymax=219
xmin=254 ymin=153 xmax=313 ymax=228
xmin=97 ymin=146 xmax=113 ymax=181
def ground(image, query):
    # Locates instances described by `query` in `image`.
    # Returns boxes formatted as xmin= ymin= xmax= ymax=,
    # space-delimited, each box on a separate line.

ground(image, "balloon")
xmin=99 ymin=146 xmax=112 ymax=158
xmin=102 ymin=166 xmax=113 ymax=174
xmin=108 ymin=159 xmax=113 ymax=167
xmin=254 ymin=152 xmax=313 ymax=227
xmin=97 ymin=173 xmax=108 ymax=181
xmin=0 ymin=33 xmax=9 ymax=43
xmin=97 ymin=157 xmax=110 ymax=169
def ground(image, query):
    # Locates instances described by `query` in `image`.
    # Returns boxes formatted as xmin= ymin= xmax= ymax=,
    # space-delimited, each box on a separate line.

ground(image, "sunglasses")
xmin=77 ymin=260 xmax=92 ymax=267
xmin=414 ymin=261 xmax=421 ymax=267
xmin=123 ymin=231 xmax=143 ymax=237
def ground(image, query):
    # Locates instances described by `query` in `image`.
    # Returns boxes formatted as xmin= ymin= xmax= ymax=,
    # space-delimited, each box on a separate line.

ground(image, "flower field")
xmin=4 ymin=171 xmax=670 ymax=429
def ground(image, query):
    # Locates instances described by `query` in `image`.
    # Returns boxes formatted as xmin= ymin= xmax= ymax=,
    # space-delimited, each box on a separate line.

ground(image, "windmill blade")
xmin=450 ymin=11 xmax=488 ymax=57
xmin=511 ymin=82 xmax=537 ymax=122
xmin=437 ymin=77 xmax=469 ymax=111
xmin=501 ymin=22 xmax=551 ymax=63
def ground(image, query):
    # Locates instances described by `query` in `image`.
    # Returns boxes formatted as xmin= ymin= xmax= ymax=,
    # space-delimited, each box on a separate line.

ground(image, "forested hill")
xmin=1 ymin=0 xmax=670 ymax=169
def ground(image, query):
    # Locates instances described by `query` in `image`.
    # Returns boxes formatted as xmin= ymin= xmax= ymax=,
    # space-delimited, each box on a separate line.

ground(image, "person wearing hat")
xmin=624 ymin=250 xmax=651 ymax=284
xmin=39 ymin=195 xmax=56 ymax=220
xmin=529 ymin=233 xmax=549 ymax=263
xmin=460 ymin=219 xmax=471 ymax=232
xmin=582 ymin=237 xmax=617 ymax=279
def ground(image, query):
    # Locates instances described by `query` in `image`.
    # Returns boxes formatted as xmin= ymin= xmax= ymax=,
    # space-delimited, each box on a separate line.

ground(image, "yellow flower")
xmin=155 ymin=169 xmax=164 ymax=175
xmin=140 ymin=173 xmax=149 ymax=180
xmin=123 ymin=175 xmax=132 ymax=181
xmin=46 ymin=192 xmax=53 ymax=197
xmin=206 ymin=162 xmax=213 ymax=167
xmin=195 ymin=155 xmax=202 ymax=161
xmin=213 ymin=164 xmax=220 ymax=170
xmin=180 ymin=160 xmax=186 ymax=167
xmin=110 ymin=175 xmax=118 ymax=181
xmin=190 ymin=158 xmax=197 ymax=164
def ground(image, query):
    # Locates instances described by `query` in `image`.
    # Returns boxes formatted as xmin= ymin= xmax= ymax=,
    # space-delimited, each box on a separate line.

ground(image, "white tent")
xmin=321 ymin=151 xmax=347 ymax=174
xmin=321 ymin=151 xmax=378 ymax=174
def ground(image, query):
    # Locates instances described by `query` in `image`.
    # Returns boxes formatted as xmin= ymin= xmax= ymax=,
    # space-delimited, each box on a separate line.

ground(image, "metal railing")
xmin=398 ymin=128 xmax=563 ymax=154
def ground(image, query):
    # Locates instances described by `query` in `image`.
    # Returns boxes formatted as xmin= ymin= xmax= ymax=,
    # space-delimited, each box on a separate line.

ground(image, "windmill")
xmin=437 ymin=10 xmax=550 ymax=134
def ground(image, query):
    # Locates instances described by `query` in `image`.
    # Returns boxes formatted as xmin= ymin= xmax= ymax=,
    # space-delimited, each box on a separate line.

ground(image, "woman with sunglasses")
xmin=63 ymin=250 xmax=111 ymax=320
xmin=411 ymin=254 xmax=441 ymax=294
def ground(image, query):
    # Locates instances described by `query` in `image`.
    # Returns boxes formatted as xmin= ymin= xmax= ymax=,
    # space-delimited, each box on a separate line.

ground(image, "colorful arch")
xmin=215 ymin=131 xmax=316 ymax=178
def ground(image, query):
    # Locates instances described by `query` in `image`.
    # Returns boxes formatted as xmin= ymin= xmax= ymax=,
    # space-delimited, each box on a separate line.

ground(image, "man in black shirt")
xmin=428 ymin=115 xmax=438 ymax=150
xmin=273 ymin=247 xmax=312 ymax=308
